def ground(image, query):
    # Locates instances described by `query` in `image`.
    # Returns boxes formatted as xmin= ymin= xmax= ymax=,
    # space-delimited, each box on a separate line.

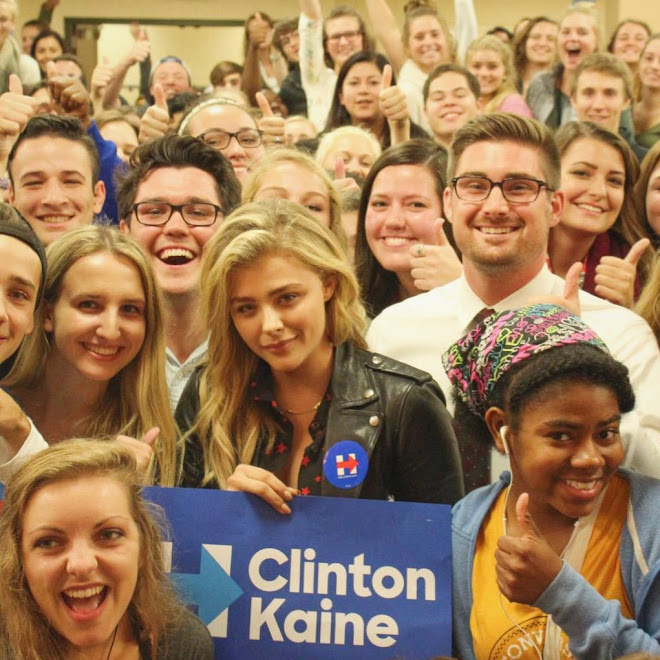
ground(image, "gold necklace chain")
xmin=283 ymin=399 xmax=323 ymax=415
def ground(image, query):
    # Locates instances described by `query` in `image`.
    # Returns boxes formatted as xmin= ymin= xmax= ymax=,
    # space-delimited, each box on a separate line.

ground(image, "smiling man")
xmin=423 ymin=64 xmax=480 ymax=149
xmin=367 ymin=113 xmax=660 ymax=490
xmin=7 ymin=114 xmax=106 ymax=246
xmin=117 ymin=135 xmax=240 ymax=408
xmin=571 ymin=52 xmax=647 ymax=160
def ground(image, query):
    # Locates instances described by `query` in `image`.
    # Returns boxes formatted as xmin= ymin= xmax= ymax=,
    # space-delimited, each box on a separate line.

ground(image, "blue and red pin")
xmin=323 ymin=440 xmax=369 ymax=489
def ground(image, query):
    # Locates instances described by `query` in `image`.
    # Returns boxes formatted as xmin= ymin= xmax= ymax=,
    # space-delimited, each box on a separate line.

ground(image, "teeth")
xmin=577 ymin=204 xmax=604 ymax=213
xmin=159 ymin=248 xmax=194 ymax=261
xmin=480 ymin=227 xmax=514 ymax=234
xmin=40 ymin=216 xmax=71 ymax=224
xmin=86 ymin=344 xmax=119 ymax=356
xmin=64 ymin=585 xmax=104 ymax=599
xmin=382 ymin=237 xmax=412 ymax=246
xmin=565 ymin=479 xmax=598 ymax=491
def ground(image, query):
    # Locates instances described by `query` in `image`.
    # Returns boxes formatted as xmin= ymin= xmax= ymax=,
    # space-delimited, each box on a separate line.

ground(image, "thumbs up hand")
xmin=526 ymin=261 xmax=582 ymax=317
xmin=115 ymin=427 xmax=160 ymax=474
xmin=330 ymin=156 xmax=360 ymax=194
xmin=90 ymin=56 xmax=114 ymax=102
xmin=594 ymin=238 xmax=650 ymax=309
xmin=378 ymin=64 xmax=408 ymax=124
xmin=138 ymin=83 xmax=170 ymax=143
xmin=494 ymin=493 xmax=563 ymax=604
xmin=256 ymin=90 xmax=285 ymax=146
xmin=0 ymin=74 xmax=37 ymax=159
xmin=409 ymin=218 xmax=462 ymax=291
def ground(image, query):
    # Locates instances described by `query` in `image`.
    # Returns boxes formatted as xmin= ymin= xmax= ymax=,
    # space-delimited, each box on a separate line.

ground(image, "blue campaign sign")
xmin=144 ymin=487 xmax=452 ymax=659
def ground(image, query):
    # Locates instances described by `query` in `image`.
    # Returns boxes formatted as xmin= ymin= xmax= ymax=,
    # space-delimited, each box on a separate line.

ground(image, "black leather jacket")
xmin=175 ymin=342 xmax=464 ymax=504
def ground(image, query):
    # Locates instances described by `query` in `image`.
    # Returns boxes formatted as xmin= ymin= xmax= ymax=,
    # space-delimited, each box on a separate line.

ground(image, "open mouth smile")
xmin=157 ymin=248 xmax=196 ymax=266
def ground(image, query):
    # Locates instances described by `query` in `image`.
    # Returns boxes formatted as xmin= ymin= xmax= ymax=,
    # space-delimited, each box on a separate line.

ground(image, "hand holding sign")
xmin=594 ymin=238 xmax=650 ymax=309
xmin=494 ymin=493 xmax=563 ymax=604
xmin=138 ymin=83 xmax=169 ymax=143
xmin=256 ymin=91 xmax=285 ymax=146
xmin=227 ymin=464 xmax=299 ymax=514
xmin=409 ymin=218 xmax=462 ymax=291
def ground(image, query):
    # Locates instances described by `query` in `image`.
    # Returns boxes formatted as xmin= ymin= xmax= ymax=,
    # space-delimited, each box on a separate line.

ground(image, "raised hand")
xmin=138 ymin=83 xmax=169 ymax=143
xmin=594 ymin=238 xmax=650 ymax=309
xmin=256 ymin=91 xmax=285 ymax=146
xmin=0 ymin=75 xmax=37 ymax=161
xmin=495 ymin=493 xmax=563 ymax=604
xmin=226 ymin=464 xmax=299 ymax=514
xmin=115 ymin=426 xmax=160 ymax=474
xmin=247 ymin=12 xmax=273 ymax=49
xmin=331 ymin=156 xmax=360 ymax=194
xmin=527 ymin=261 xmax=582 ymax=316
xmin=48 ymin=63 xmax=93 ymax=128
xmin=90 ymin=56 xmax=114 ymax=102
xmin=410 ymin=218 xmax=462 ymax=291
xmin=379 ymin=64 xmax=410 ymax=145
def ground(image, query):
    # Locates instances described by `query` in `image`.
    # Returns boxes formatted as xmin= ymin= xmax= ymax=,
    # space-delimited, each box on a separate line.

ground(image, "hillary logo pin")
xmin=323 ymin=440 xmax=369 ymax=489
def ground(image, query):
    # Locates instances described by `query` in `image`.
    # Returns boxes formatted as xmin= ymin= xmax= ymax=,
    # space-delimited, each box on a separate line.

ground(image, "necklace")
xmin=283 ymin=399 xmax=322 ymax=415
xmin=106 ymin=626 xmax=118 ymax=660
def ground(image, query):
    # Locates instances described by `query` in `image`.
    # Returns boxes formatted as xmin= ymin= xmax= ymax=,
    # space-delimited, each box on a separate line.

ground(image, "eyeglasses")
xmin=451 ymin=176 xmax=554 ymax=203
xmin=326 ymin=29 xmax=362 ymax=43
xmin=133 ymin=202 xmax=222 ymax=227
xmin=198 ymin=128 xmax=263 ymax=150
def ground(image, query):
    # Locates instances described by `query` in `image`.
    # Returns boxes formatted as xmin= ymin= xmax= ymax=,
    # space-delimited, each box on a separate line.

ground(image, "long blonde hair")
xmin=636 ymin=251 xmax=660 ymax=347
xmin=466 ymin=35 xmax=518 ymax=114
xmin=0 ymin=440 xmax=183 ymax=659
xmin=185 ymin=199 xmax=367 ymax=487
xmin=4 ymin=226 xmax=179 ymax=486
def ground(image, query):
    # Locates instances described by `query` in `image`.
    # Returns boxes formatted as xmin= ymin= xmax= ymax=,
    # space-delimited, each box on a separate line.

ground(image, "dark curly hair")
xmin=453 ymin=342 xmax=635 ymax=451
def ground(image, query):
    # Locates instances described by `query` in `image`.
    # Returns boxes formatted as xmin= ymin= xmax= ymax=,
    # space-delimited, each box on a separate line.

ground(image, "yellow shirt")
xmin=470 ymin=474 xmax=633 ymax=660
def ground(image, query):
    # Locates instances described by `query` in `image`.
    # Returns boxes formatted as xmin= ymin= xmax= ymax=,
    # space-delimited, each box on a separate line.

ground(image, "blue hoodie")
xmin=452 ymin=470 xmax=660 ymax=659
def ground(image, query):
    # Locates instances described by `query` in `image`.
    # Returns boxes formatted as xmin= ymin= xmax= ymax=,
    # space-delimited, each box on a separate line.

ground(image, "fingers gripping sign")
xmin=138 ymin=83 xmax=170 ymax=144
xmin=494 ymin=493 xmax=563 ymax=605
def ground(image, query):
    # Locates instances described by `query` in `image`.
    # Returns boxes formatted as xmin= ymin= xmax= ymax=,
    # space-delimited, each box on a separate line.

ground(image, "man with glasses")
xmin=298 ymin=0 xmax=371 ymax=131
xmin=368 ymin=112 xmax=660 ymax=487
xmin=118 ymin=134 xmax=240 ymax=408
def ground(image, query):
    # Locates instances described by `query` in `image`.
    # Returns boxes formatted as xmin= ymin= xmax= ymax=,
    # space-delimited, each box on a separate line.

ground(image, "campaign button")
xmin=323 ymin=440 xmax=369 ymax=489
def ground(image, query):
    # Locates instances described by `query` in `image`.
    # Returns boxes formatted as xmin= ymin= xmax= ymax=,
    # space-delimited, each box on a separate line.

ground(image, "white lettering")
xmin=317 ymin=562 xmax=348 ymax=596
xmin=372 ymin=566 xmax=404 ymax=599
xmin=249 ymin=597 xmax=284 ymax=641
xmin=366 ymin=614 xmax=399 ymax=647
xmin=249 ymin=549 xmax=287 ymax=592
xmin=303 ymin=548 xmax=316 ymax=594
xmin=405 ymin=568 xmax=436 ymax=600
xmin=283 ymin=608 xmax=317 ymax=643
xmin=348 ymin=553 xmax=372 ymax=597
xmin=335 ymin=612 xmax=365 ymax=645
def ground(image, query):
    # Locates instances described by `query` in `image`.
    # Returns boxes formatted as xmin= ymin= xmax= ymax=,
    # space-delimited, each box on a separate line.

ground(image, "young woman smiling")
xmin=3 ymin=225 xmax=179 ymax=485
xmin=446 ymin=303 xmax=660 ymax=660
xmin=466 ymin=35 xmax=532 ymax=117
xmin=527 ymin=7 xmax=599 ymax=128
xmin=633 ymin=35 xmax=660 ymax=150
xmin=512 ymin=17 xmax=558 ymax=97
xmin=355 ymin=140 xmax=462 ymax=317
xmin=0 ymin=440 xmax=213 ymax=659
xmin=175 ymin=199 xmax=463 ymax=506
xmin=324 ymin=51 xmax=428 ymax=149
xmin=548 ymin=121 xmax=651 ymax=309
xmin=608 ymin=19 xmax=651 ymax=76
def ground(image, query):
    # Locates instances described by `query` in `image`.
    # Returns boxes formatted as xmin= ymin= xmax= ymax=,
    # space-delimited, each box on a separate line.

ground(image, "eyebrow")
xmin=20 ymin=169 xmax=86 ymax=181
xmin=136 ymin=196 xmax=217 ymax=204
xmin=8 ymin=275 xmax=36 ymax=291
xmin=459 ymin=170 xmax=540 ymax=179
xmin=543 ymin=413 xmax=621 ymax=429
xmin=231 ymin=283 xmax=303 ymax=302
xmin=72 ymin=293 xmax=145 ymax=303
xmin=24 ymin=515 xmax=133 ymax=537
xmin=260 ymin=186 xmax=327 ymax=197
xmin=569 ymin=160 xmax=625 ymax=175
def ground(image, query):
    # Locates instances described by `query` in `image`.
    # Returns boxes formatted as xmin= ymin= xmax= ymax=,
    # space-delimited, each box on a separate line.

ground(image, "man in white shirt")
xmin=368 ymin=112 xmax=660 ymax=483
xmin=117 ymin=135 xmax=241 ymax=409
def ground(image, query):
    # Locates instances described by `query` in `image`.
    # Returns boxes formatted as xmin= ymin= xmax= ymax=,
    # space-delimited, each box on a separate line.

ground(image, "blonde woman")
xmin=4 ymin=225 xmax=179 ymax=486
xmin=175 ymin=200 xmax=463 ymax=507
xmin=241 ymin=147 xmax=348 ymax=252
xmin=0 ymin=440 xmax=213 ymax=659
xmin=466 ymin=35 xmax=532 ymax=117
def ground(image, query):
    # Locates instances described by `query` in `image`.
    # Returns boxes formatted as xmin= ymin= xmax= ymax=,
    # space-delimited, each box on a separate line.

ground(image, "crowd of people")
xmin=0 ymin=0 xmax=659 ymax=657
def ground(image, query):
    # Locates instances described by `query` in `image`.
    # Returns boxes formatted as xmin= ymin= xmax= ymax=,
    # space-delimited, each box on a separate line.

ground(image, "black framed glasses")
xmin=198 ymin=128 xmax=263 ymax=150
xmin=451 ymin=176 xmax=554 ymax=204
xmin=326 ymin=29 xmax=362 ymax=43
xmin=133 ymin=202 xmax=222 ymax=227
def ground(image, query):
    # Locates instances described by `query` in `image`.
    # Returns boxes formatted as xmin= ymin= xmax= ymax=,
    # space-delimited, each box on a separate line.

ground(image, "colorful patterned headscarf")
xmin=442 ymin=304 xmax=608 ymax=417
